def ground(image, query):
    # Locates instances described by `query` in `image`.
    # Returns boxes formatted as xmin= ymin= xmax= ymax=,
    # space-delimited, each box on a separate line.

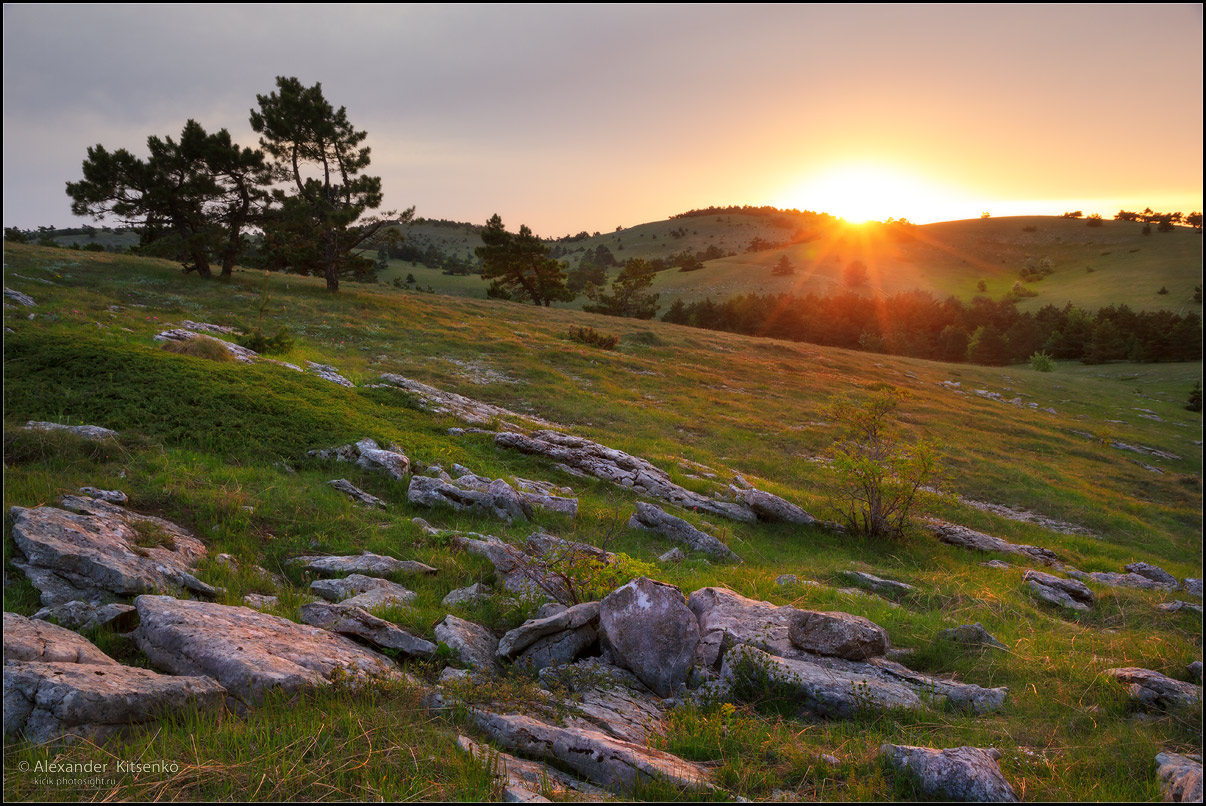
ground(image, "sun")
xmin=780 ymin=164 xmax=970 ymax=224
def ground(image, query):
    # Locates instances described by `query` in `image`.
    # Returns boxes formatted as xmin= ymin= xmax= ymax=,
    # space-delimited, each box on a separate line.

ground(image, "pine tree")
xmin=475 ymin=214 xmax=571 ymax=306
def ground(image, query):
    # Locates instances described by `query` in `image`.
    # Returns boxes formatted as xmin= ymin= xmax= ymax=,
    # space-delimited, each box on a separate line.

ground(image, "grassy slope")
xmin=2 ymin=244 xmax=1202 ymax=801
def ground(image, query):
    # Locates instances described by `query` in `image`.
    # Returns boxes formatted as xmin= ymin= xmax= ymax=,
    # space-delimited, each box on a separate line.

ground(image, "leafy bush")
xmin=238 ymin=327 xmax=295 ymax=355
xmin=1029 ymin=351 xmax=1056 ymax=372
xmin=1187 ymin=381 xmax=1203 ymax=413
xmin=160 ymin=336 xmax=233 ymax=362
xmin=568 ymin=326 xmax=618 ymax=350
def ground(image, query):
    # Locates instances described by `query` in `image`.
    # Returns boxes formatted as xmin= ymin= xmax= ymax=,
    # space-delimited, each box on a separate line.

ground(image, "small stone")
xmin=880 ymin=744 xmax=1017 ymax=802
xmin=77 ymin=487 xmax=128 ymax=504
xmin=937 ymin=623 xmax=1008 ymax=651
xmin=658 ymin=548 xmax=685 ymax=563
xmin=327 ymin=478 xmax=387 ymax=509
xmin=242 ymin=593 xmax=279 ymax=609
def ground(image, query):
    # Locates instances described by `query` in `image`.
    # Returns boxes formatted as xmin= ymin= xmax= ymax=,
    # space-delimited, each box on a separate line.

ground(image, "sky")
xmin=3 ymin=4 xmax=1202 ymax=235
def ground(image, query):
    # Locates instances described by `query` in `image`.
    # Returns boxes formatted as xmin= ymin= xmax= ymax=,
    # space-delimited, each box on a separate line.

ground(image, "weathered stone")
xmin=154 ymin=329 xmax=258 ymax=362
xmin=498 ymin=602 xmax=600 ymax=659
xmin=456 ymin=735 xmax=609 ymax=801
xmin=176 ymin=320 xmax=240 ymax=335
xmin=1189 ymin=661 xmax=1203 ymax=685
xmin=1183 ymin=578 xmax=1203 ymax=598
xmin=1156 ymin=752 xmax=1203 ymax=803
xmin=290 ymin=552 xmax=437 ymax=578
xmin=298 ymin=602 xmax=435 ymax=657
xmin=310 ymin=574 xmax=417 ymax=607
xmin=1157 ymin=601 xmax=1203 ymax=616
xmin=341 ymin=587 xmax=415 ymax=611
xmin=132 ymin=596 xmax=399 ymax=708
xmin=536 ymin=602 xmax=568 ymax=619
xmin=24 ymin=421 xmax=118 ymax=441
xmin=628 ymin=502 xmax=740 ymax=561
xmin=378 ymin=373 xmax=559 ymax=428
xmin=979 ymin=560 xmax=1012 ymax=570
xmin=1087 ymin=570 xmax=1176 ymax=591
xmin=538 ymin=659 xmax=666 ymax=744
xmin=305 ymin=361 xmax=354 ymax=387
xmin=442 ymin=582 xmax=496 ymax=608
xmin=598 ymin=577 xmax=699 ymax=697
xmin=495 ymin=430 xmax=757 ymax=523
xmin=407 ymin=475 xmax=530 ymax=523
xmin=788 ymin=610 xmax=890 ymax=660
xmin=309 ymin=438 xmax=409 ymax=480
xmin=925 ymin=519 xmax=1060 ymax=566
xmin=242 ymin=594 xmax=279 ymax=609
xmin=3 ymin=613 xmax=118 ymax=665
xmin=4 ymin=287 xmax=36 ymax=306
xmin=658 ymin=548 xmax=685 ymax=563
xmin=1024 ymin=570 xmax=1094 ymax=611
xmin=435 ymin=615 xmax=501 ymax=672
xmin=1106 ymin=667 xmax=1201 ymax=709
xmin=10 ymin=499 xmax=212 ymax=606
xmin=937 ymin=623 xmax=1008 ymax=651
xmin=515 ymin=625 xmax=598 ymax=672
xmin=3 ymin=661 xmax=225 ymax=744
xmin=327 ymin=478 xmax=387 ymax=509
xmin=734 ymin=486 xmax=817 ymax=525
xmin=78 ymin=487 xmax=128 ymax=504
xmin=30 ymin=601 xmax=138 ymax=633
xmin=880 ymin=744 xmax=1017 ymax=802
xmin=1125 ymin=562 xmax=1179 ymax=588
xmin=842 ymin=570 xmax=915 ymax=596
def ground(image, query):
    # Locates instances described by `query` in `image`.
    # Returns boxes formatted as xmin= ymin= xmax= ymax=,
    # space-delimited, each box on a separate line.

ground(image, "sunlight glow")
xmin=779 ymin=164 xmax=974 ymax=224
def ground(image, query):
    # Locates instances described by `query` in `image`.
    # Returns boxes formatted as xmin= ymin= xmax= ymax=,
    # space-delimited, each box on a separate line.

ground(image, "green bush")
xmin=1029 ymin=351 xmax=1056 ymax=372
xmin=238 ymin=327 xmax=295 ymax=355
xmin=568 ymin=326 xmax=618 ymax=350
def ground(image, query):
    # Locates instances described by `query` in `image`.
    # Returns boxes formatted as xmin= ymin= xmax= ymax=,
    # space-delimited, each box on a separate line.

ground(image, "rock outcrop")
xmin=1024 ymin=570 xmax=1094 ymax=611
xmin=154 ymin=328 xmax=258 ymax=362
xmin=733 ymin=486 xmax=818 ymax=525
xmin=880 ymin=744 xmax=1017 ymax=802
xmin=1106 ymin=667 xmax=1201 ymax=709
xmin=434 ymin=615 xmax=500 ymax=672
xmin=407 ymin=476 xmax=530 ymax=524
xmin=3 ymin=612 xmax=118 ymax=665
xmin=297 ymin=602 xmax=435 ymax=657
xmin=1124 ymin=562 xmax=1179 ymax=589
xmin=310 ymin=574 xmax=417 ymax=607
xmin=30 ymin=601 xmax=138 ymax=633
xmin=628 ymin=502 xmax=740 ymax=561
xmin=305 ymin=361 xmax=354 ymax=387
xmin=456 ymin=734 xmax=609 ymax=801
xmin=925 ymin=519 xmax=1060 ymax=566
xmin=308 ymin=438 xmax=410 ymax=480
xmin=23 ymin=421 xmax=118 ymax=441
xmin=1156 ymin=751 xmax=1203 ymax=803
xmin=290 ymin=552 xmax=437 ymax=578
xmin=842 ymin=570 xmax=915 ymax=596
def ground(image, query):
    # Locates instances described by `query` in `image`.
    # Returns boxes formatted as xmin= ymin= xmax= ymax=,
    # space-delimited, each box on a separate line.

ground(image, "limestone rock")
xmin=298 ymin=602 xmax=435 ymax=657
xmin=1158 ymin=601 xmax=1203 ymax=616
xmin=937 ymin=623 xmax=1008 ymax=651
xmin=1024 ymin=570 xmax=1094 ymax=611
xmin=1189 ymin=661 xmax=1203 ymax=685
xmin=515 ymin=625 xmax=598 ymax=673
xmin=153 ymin=329 xmax=258 ymax=362
xmin=788 ymin=609 xmax=890 ymax=660
xmin=310 ymin=574 xmax=417 ymax=607
xmin=78 ymin=487 xmax=128 ymax=504
xmin=327 ymin=478 xmax=387 ymax=508
xmin=537 ymin=659 xmax=666 ymax=744
xmin=498 ymin=602 xmax=600 ymax=659
xmin=305 ymin=361 xmax=354 ymax=387
xmin=1106 ymin=667 xmax=1201 ymax=709
xmin=308 ymin=438 xmax=409 ymax=480
xmin=658 ymin=548 xmax=685 ymax=563
xmin=3 ymin=613 xmax=118 ymax=665
xmin=290 ymin=552 xmax=436 ymax=578
xmin=1125 ymin=562 xmax=1179 ymax=588
xmin=1087 ymin=570 xmax=1176 ymax=591
xmin=1156 ymin=752 xmax=1203 ymax=803
xmin=4 ymin=287 xmax=36 ymax=306
xmin=598 ymin=577 xmax=699 ymax=697
xmin=880 ymin=744 xmax=1017 ymax=802
xmin=442 ymin=582 xmax=498 ymax=608
xmin=1183 ymin=578 xmax=1203 ymax=598
xmin=24 ymin=421 xmax=118 ymax=441
xmin=456 ymin=734 xmax=609 ymax=801
xmin=842 ymin=570 xmax=915 ymax=596
xmin=734 ymin=486 xmax=817 ymax=525
xmin=925 ymin=519 xmax=1059 ymax=566
xmin=407 ymin=475 xmax=530 ymax=524
xmin=629 ymin=502 xmax=740 ymax=562
xmin=378 ymin=373 xmax=559 ymax=428
xmin=3 ymin=661 xmax=225 ymax=744
xmin=30 ymin=601 xmax=138 ymax=633
xmin=435 ymin=615 xmax=501 ymax=672
xmin=132 ymin=595 xmax=399 ymax=708
xmin=242 ymin=594 xmax=279 ymax=609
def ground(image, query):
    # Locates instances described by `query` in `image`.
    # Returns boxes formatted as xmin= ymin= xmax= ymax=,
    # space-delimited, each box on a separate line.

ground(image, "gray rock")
xmin=925 ymin=519 xmax=1060 ymax=566
xmin=407 ymin=475 xmax=530 ymax=524
xmin=842 ymin=570 xmax=915 ymax=596
xmin=628 ymin=502 xmax=740 ymax=562
xmin=537 ymin=659 xmax=666 ymax=744
xmin=1156 ymin=752 xmax=1203 ymax=803
xmin=412 ymin=517 xmax=441 ymax=536
xmin=1024 ymin=570 xmax=1095 ymax=611
xmin=24 ymin=421 xmax=118 ymax=441
xmin=309 ymin=438 xmax=409 ymax=480
xmin=498 ymin=602 xmax=600 ymax=659
xmin=598 ymin=577 xmax=699 ymax=697
xmin=3 ymin=661 xmax=225 ymax=744
xmin=242 ymin=594 xmax=279 ymax=609
xmin=1087 ymin=570 xmax=1176 ymax=591
xmin=305 ymin=361 xmax=354 ymax=387
xmin=788 ymin=610 xmax=890 ymax=660
xmin=979 ymin=560 xmax=1012 ymax=570
xmin=515 ymin=625 xmax=598 ymax=672
xmin=435 ymin=615 xmax=500 ymax=672
xmin=290 ymin=552 xmax=437 ymax=578
xmin=310 ymin=574 xmax=417 ymax=606
xmin=1189 ymin=661 xmax=1203 ymax=685
xmin=734 ymin=486 xmax=817 ymax=524
xmin=1106 ymin=667 xmax=1201 ymax=709
xmin=536 ymin=602 xmax=568 ymax=619
xmin=4 ymin=287 xmax=36 ymax=306
xmin=775 ymin=574 xmax=799 ymax=586
xmin=495 ymin=430 xmax=757 ymax=523
xmin=1125 ymin=562 xmax=1179 ymax=588
xmin=442 ymin=582 xmax=497 ymax=608
xmin=937 ymin=623 xmax=1008 ymax=651
xmin=327 ymin=478 xmax=387 ymax=509
xmin=154 ymin=329 xmax=258 ymax=362
xmin=1183 ymin=578 xmax=1203 ymax=598
xmin=30 ymin=601 xmax=138 ymax=633
xmin=9 ymin=500 xmax=212 ymax=605
xmin=456 ymin=734 xmax=609 ymax=801
xmin=132 ymin=595 xmax=400 ymax=709
xmin=1157 ymin=601 xmax=1203 ymax=616
xmin=658 ymin=547 xmax=686 ymax=563
xmin=298 ymin=602 xmax=435 ymax=658
xmin=3 ymin=613 xmax=118 ymax=665
xmin=880 ymin=744 xmax=1017 ymax=802
xmin=378 ymin=372 xmax=559 ymax=428
xmin=78 ymin=487 xmax=128 ymax=504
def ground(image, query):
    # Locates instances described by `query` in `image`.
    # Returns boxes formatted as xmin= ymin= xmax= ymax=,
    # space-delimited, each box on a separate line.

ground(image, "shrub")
xmin=1187 ymin=381 xmax=1203 ymax=413
xmin=1085 ymin=214 xmax=1103 ymax=227
xmin=1029 ymin=351 xmax=1055 ymax=372
xmin=160 ymin=336 xmax=234 ymax=362
xmin=1157 ymin=286 xmax=1169 ymax=295
xmin=238 ymin=327 xmax=295 ymax=355
xmin=823 ymin=388 xmax=941 ymax=539
xmin=976 ymin=280 xmax=987 ymax=292
xmin=1010 ymin=281 xmax=1038 ymax=298
xmin=568 ymin=326 xmax=618 ymax=350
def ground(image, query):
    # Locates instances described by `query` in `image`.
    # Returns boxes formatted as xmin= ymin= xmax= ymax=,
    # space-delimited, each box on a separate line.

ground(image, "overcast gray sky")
xmin=3 ymin=4 xmax=1202 ymax=234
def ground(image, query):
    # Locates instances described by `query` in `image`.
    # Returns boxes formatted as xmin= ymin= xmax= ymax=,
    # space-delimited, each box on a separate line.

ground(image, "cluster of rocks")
xmin=408 ymin=471 xmax=578 ymax=523
xmin=308 ymin=438 xmax=410 ymax=480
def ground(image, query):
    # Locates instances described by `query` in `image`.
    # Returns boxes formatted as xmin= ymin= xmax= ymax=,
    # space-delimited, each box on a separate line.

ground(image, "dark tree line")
xmin=661 ymin=290 xmax=1201 ymax=366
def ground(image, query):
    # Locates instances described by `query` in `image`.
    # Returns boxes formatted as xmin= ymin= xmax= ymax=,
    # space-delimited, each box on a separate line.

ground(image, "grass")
xmin=2 ymin=243 xmax=1201 ymax=801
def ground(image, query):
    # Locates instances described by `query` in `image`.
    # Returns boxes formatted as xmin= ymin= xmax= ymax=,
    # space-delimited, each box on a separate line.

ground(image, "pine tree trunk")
xmin=323 ymin=228 xmax=339 ymax=292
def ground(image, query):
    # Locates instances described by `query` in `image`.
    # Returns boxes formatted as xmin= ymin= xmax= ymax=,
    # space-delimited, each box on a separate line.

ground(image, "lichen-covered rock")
xmin=327 ymin=478 xmax=387 ymax=508
xmin=1157 ymin=752 xmax=1204 ymax=802
xmin=435 ymin=615 xmax=501 ymax=672
xmin=880 ymin=744 xmax=1017 ymax=802
xmin=132 ymin=596 xmax=399 ymax=708
xmin=733 ymin=486 xmax=817 ymax=525
xmin=298 ymin=602 xmax=435 ymax=658
xmin=3 ymin=661 xmax=225 ymax=744
xmin=788 ymin=610 xmax=890 ymax=660
xmin=1024 ymin=570 xmax=1094 ymax=611
xmin=498 ymin=602 xmax=600 ymax=659
xmin=290 ymin=552 xmax=437 ymax=578
xmin=628 ymin=502 xmax=739 ymax=562
xmin=1124 ymin=562 xmax=1179 ymax=588
xmin=598 ymin=577 xmax=699 ymax=697
xmin=1106 ymin=667 xmax=1201 ymax=709
xmin=3 ymin=613 xmax=118 ymax=665
xmin=925 ymin=519 xmax=1060 ymax=565
xmin=309 ymin=438 xmax=409 ymax=480
xmin=310 ymin=574 xmax=417 ymax=607
xmin=30 ymin=601 xmax=138 ymax=633
xmin=407 ymin=475 xmax=530 ymax=524
xmin=937 ymin=623 xmax=1008 ymax=651
xmin=843 ymin=570 xmax=916 ymax=596
xmin=242 ymin=594 xmax=279 ymax=609
xmin=1189 ymin=661 xmax=1203 ymax=685
xmin=537 ymin=659 xmax=666 ymax=744
xmin=78 ymin=487 xmax=128 ymax=504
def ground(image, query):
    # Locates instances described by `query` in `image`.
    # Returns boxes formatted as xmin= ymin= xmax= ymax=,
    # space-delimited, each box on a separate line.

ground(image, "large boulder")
xmin=880 ymin=744 xmax=1017 ymax=802
xmin=3 ymin=612 xmax=118 ymax=665
xmin=788 ymin=610 xmax=890 ymax=660
xmin=598 ymin=577 xmax=699 ymax=697
xmin=1105 ymin=667 xmax=1201 ymax=709
xmin=131 ymin=596 xmax=399 ymax=709
xmin=627 ymin=502 xmax=740 ymax=562
xmin=297 ymin=602 xmax=436 ymax=658
xmin=3 ymin=661 xmax=226 ymax=744
xmin=1156 ymin=752 xmax=1203 ymax=803
xmin=434 ymin=615 xmax=501 ymax=672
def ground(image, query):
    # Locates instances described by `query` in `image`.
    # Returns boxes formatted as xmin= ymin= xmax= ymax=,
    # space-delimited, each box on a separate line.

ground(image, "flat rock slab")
xmin=925 ymin=519 xmax=1059 ymax=565
xmin=734 ymin=486 xmax=817 ymax=525
xmin=131 ymin=595 xmax=399 ymax=708
xmin=154 ymin=329 xmax=258 ymax=362
xmin=495 ymin=430 xmax=756 ymax=523
xmin=298 ymin=602 xmax=435 ymax=658
xmin=328 ymin=478 xmax=387 ymax=509
xmin=310 ymin=574 xmax=417 ymax=607
xmin=378 ymin=373 xmax=560 ymax=428
xmin=842 ymin=571 xmax=916 ymax=596
xmin=10 ymin=498 xmax=212 ymax=606
xmin=1106 ymin=667 xmax=1201 ymax=709
xmin=1024 ymin=570 xmax=1094 ymax=611
xmin=880 ymin=744 xmax=1017 ymax=802
xmin=309 ymin=439 xmax=409 ymax=480
xmin=3 ymin=613 xmax=118 ymax=665
xmin=30 ymin=601 xmax=138 ymax=634
xmin=23 ymin=421 xmax=117 ymax=441
xmin=306 ymin=361 xmax=354 ymax=387
xmin=442 ymin=582 xmax=499 ymax=608
xmin=628 ymin=502 xmax=740 ymax=562
xmin=434 ymin=615 xmax=500 ymax=672
xmin=1156 ymin=752 xmax=1203 ymax=803
xmin=3 ymin=661 xmax=226 ymax=745
xmin=456 ymin=735 xmax=610 ymax=801
xmin=291 ymin=553 xmax=437 ymax=578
